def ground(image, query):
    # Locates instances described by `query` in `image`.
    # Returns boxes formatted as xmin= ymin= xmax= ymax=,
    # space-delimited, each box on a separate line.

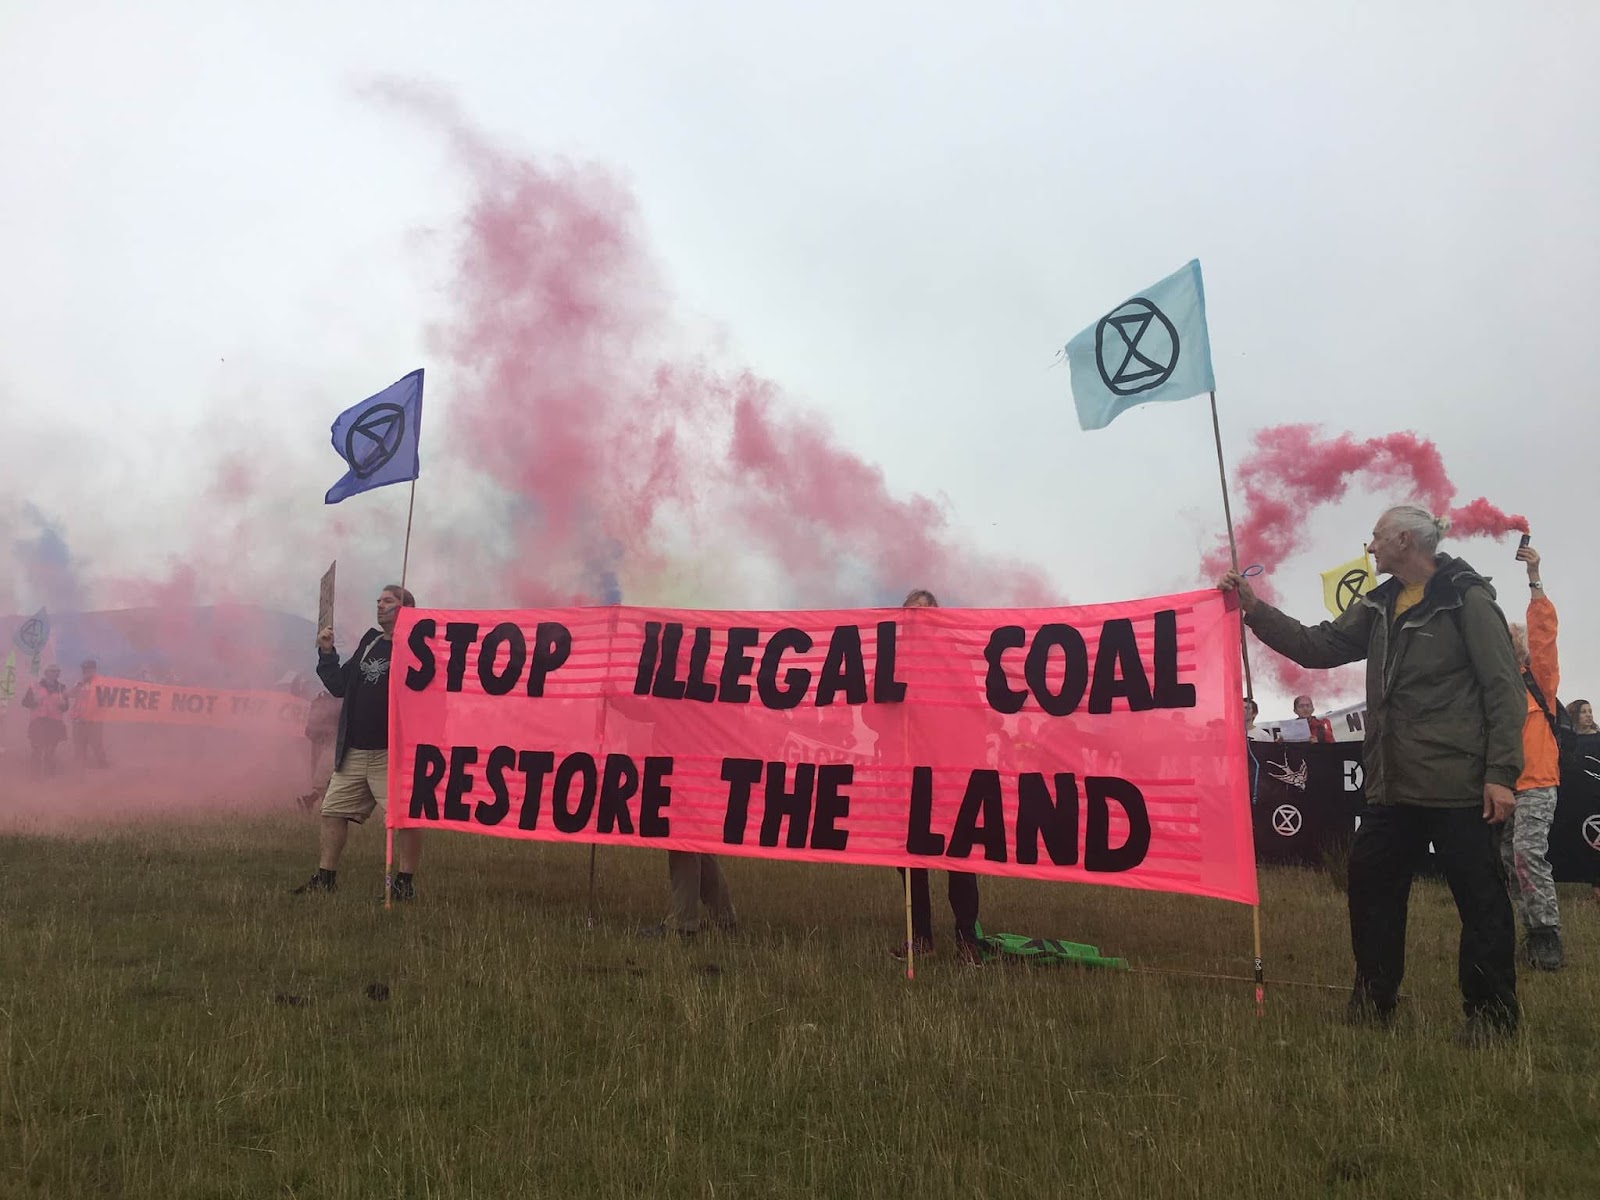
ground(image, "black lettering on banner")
xmin=640 ymin=756 xmax=674 ymax=837
xmin=410 ymin=744 xmax=446 ymax=819
xmin=1083 ymin=776 xmax=1152 ymax=873
xmin=872 ymin=621 xmax=908 ymax=703
xmin=444 ymin=745 xmax=479 ymax=822
xmin=94 ymin=684 xmax=117 ymax=708
xmin=720 ymin=757 xmax=763 ymax=844
xmin=814 ymin=625 xmax=867 ymax=707
xmin=551 ymin=753 xmax=597 ymax=833
xmin=633 ymin=622 xmax=662 ymax=695
xmin=1087 ymin=618 xmax=1153 ymax=713
xmin=1150 ymin=609 xmax=1197 ymax=709
xmin=117 ymin=687 xmax=131 ymax=708
xmin=528 ymin=623 xmax=572 ymax=697
xmin=651 ymin=623 xmax=688 ymax=699
xmin=905 ymin=766 xmax=947 ymax=856
xmin=811 ymin=764 xmax=853 ymax=851
xmin=1016 ymin=773 xmax=1080 ymax=866
xmin=405 ymin=619 xmax=437 ymax=689
xmin=759 ymin=762 xmax=815 ymax=849
xmin=597 ymin=753 xmax=639 ymax=834
xmin=478 ymin=624 xmax=527 ymax=697
xmin=757 ymin=628 xmax=813 ymax=710
xmin=684 ymin=627 xmax=719 ymax=703
xmin=479 ymin=746 xmax=516 ymax=826
xmin=984 ymin=627 xmax=1028 ymax=714
xmin=719 ymin=628 xmax=760 ymax=703
xmin=946 ymin=770 xmax=1008 ymax=863
xmin=1026 ymin=624 xmax=1089 ymax=717
xmin=515 ymin=751 xmax=556 ymax=830
xmin=444 ymin=622 xmax=480 ymax=692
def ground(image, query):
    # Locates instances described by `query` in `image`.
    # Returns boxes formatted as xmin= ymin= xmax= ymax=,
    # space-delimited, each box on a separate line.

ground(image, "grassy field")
xmin=1 ymin=811 xmax=1597 ymax=1199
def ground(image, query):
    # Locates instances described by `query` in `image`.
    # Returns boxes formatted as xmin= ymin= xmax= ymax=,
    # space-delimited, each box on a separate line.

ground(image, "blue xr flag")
xmin=1066 ymin=260 xmax=1215 ymax=431
xmin=325 ymin=369 xmax=424 ymax=504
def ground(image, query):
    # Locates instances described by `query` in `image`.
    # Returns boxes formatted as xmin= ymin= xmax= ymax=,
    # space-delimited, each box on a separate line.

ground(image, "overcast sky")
xmin=1 ymin=1 xmax=1595 ymax=713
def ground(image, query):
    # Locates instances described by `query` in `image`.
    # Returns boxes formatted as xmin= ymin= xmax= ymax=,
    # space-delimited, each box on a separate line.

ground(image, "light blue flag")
xmin=325 ymin=369 xmax=424 ymax=504
xmin=1066 ymin=260 xmax=1215 ymax=431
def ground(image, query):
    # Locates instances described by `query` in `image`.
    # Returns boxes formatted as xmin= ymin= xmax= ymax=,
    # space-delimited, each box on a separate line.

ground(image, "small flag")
xmin=0 ymin=650 xmax=15 ymax=705
xmin=325 ymin=369 xmax=424 ymax=504
xmin=12 ymin=608 xmax=49 ymax=658
xmin=1321 ymin=552 xmax=1376 ymax=617
xmin=1066 ymin=260 xmax=1215 ymax=431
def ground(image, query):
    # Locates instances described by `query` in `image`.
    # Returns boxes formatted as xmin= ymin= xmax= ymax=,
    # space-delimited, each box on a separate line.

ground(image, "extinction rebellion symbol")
xmin=16 ymin=617 xmax=48 ymax=654
xmin=1336 ymin=568 xmax=1370 ymax=613
xmin=343 ymin=403 xmax=407 ymax=479
xmin=1271 ymin=804 xmax=1303 ymax=837
xmin=1095 ymin=298 xmax=1180 ymax=396
xmin=1582 ymin=814 xmax=1600 ymax=852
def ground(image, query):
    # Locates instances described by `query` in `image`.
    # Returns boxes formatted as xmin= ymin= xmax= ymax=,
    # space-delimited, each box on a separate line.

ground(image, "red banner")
xmin=388 ymin=591 xmax=1256 ymax=903
xmin=80 ymin=676 xmax=309 ymax=735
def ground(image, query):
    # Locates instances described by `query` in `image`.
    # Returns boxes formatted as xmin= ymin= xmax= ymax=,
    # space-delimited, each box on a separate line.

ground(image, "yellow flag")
xmin=1321 ymin=553 xmax=1376 ymax=617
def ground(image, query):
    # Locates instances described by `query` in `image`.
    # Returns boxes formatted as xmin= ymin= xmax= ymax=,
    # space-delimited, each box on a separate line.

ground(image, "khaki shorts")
xmin=321 ymin=748 xmax=388 ymax=823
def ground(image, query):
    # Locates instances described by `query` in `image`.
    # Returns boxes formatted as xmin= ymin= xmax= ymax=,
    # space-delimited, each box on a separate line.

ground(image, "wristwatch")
xmin=1530 ymin=581 xmax=1544 ymax=591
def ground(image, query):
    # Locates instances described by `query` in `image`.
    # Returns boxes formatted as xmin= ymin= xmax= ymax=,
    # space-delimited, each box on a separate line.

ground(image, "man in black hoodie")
xmin=292 ymin=584 xmax=423 ymax=901
xmin=1220 ymin=506 xmax=1525 ymax=1045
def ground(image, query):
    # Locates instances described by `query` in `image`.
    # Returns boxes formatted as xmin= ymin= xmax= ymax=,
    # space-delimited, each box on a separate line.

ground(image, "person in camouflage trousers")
xmin=1502 ymin=541 xmax=1565 ymax=970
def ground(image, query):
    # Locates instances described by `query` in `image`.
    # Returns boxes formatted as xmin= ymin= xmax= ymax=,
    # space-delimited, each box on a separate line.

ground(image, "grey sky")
xmin=1 ymin=1 xmax=1595 ymax=714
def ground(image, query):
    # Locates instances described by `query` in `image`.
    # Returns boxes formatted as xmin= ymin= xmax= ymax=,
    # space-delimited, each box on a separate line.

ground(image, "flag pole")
xmin=387 ymin=479 xmax=418 ymax=913
xmin=1208 ymin=390 xmax=1265 ymax=1017
xmin=904 ymin=867 xmax=915 ymax=982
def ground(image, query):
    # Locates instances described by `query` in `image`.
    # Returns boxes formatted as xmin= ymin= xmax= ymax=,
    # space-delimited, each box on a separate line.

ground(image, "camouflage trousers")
xmin=1501 ymin=786 xmax=1561 ymax=932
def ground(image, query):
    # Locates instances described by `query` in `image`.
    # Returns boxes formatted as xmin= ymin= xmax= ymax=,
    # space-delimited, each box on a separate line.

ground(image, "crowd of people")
xmin=283 ymin=506 xmax=1592 ymax=1048
xmin=15 ymin=659 xmax=109 ymax=774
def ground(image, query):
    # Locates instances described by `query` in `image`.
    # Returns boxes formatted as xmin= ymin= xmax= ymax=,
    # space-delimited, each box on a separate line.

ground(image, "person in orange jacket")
xmin=1502 ymin=542 xmax=1565 ymax=970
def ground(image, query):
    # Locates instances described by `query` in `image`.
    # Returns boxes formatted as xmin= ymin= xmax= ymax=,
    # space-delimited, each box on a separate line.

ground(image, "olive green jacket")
xmin=1244 ymin=555 xmax=1524 ymax=808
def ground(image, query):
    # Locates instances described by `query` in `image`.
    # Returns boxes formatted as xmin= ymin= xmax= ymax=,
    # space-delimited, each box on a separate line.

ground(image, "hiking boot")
xmin=388 ymin=875 xmax=417 ymax=903
xmin=954 ymin=937 xmax=986 ymax=967
xmin=291 ymin=871 xmax=337 ymax=895
xmin=889 ymin=937 xmax=934 ymax=961
xmin=1525 ymin=928 xmax=1565 ymax=971
xmin=1454 ymin=1013 xmax=1517 ymax=1048
xmin=1344 ymin=994 xmax=1396 ymax=1029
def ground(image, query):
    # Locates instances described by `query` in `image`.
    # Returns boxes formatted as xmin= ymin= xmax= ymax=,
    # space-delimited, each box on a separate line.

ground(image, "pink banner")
xmin=388 ymin=591 xmax=1256 ymax=904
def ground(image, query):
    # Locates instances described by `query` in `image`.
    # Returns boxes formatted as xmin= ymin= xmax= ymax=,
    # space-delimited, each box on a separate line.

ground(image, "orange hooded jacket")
xmin=1517 ymin=594 xmax=1560 ymax=790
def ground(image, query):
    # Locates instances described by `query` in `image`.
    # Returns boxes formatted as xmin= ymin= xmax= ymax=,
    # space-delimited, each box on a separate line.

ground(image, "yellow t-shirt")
xmin=1392 ymin=581 xmax=1426 ymax=622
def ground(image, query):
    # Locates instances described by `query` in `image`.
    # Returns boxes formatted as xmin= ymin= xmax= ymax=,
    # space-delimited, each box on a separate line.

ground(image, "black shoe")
xmin=889 ymin=937 xmax=934 ymax=961
xmin=1344 ymin=995 xmax=1396 ymax=1029
xmin=1454 ymin=1013 xmax=1517 ymax=1048
xmin=954 ymin=937 xmax=987 ymax=967
xmin=1525 ymin=928 xmax=1565 ymax=971
xmin=291 ymin=871 xmax=337 ymax=895
xmin=388 ymin=876 xmax=417 ymax=903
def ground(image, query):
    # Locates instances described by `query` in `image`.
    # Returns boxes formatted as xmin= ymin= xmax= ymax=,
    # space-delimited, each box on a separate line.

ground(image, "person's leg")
xmin=1498 ymin=807 xmax=1524 ymax=927
xmin=1431 ymin=806 xmax=1519 ymax=1031
xmin=319 ymin=817 xmax=352 ymax=870
xmin=666 ymin=850 xmax=703 ymax=933
xmin=698 ymin=855 xmax=737 ymax=930
xmin=394 ymin=829 xmax=423 ymax=874
xmin=1346 ymin=804 xmax=1426 ymax=1017
xmin=1507 ymin=786 xmax=1562 ymax=966
xmin=948 ymin=872 xmax=981 ymax=942
xmin=897 ymin=867 xmax=934 ymax=946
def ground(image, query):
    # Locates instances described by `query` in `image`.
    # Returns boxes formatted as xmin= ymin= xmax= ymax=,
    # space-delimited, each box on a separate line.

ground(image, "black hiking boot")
xmin=388 ymin=874 xmax=417 ymax=903
xmin=1525 ymin=928 xmax=1565 ymax=971
xmin=1454 ymin=1012 xmax=1518 ymax=1048
xmin=291 ymin=869 xmax=337 ymax=895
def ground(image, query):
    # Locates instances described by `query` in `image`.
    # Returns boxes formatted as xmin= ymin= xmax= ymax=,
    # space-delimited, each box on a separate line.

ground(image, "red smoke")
xmin=1205 ymin=423 xmax=1527 ymax=698
xmin=379 ymin=82 xmax=1053 ymax=609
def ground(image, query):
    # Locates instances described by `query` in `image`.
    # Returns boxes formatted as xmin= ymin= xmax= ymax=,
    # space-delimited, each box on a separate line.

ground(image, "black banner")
xmin=1248 ymin=736 xmax=1600 ymax=879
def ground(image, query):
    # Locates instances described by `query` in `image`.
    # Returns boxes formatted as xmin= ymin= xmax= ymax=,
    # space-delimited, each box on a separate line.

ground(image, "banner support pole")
xmin=1208 ymin=390 xmax=1265 ymax=1017
xmin=387 ymin=479 xmax=418 ymax=913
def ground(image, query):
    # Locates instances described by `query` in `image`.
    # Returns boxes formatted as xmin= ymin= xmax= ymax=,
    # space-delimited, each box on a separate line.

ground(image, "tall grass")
xmin=1 ymin=817 xmax=1596 ymax=1198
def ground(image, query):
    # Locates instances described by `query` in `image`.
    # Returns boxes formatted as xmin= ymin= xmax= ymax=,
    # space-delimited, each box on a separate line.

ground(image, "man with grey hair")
xmin=1219 ymin=505 xmax=1526 ymax=1045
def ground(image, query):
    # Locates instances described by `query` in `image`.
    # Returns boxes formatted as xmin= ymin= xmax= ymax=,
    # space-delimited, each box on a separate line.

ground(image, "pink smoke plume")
xmin=1204 ymin=424 xmax=1528 ymax=697
xmin=376 ymin=81 xmax=1053 ymax=609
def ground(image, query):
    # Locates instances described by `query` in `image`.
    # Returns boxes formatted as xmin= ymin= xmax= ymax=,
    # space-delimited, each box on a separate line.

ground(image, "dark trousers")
xmin=898 ymin=868 xmax=980 ymax=945
xmin=1348 ymin=803 xmax=1518 ymax=1027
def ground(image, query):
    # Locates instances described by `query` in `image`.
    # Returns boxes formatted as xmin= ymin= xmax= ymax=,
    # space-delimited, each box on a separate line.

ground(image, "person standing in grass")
xmin=292 ymin=584 xmax=423 ymax=902
xmin=1502 ymin=542 xmax=1566 ymax=970
xmin=1219 ymin=506 xmax=1524 ymax=1045
xmin=865 ymin=588 xmax=984 ymax=966
xmin=21 ymin=664 xmax=70 ymax=774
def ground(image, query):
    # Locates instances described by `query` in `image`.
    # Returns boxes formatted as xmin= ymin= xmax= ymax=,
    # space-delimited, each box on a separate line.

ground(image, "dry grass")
xmin=1 ymin=814 xmax=1597 ymax=1199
